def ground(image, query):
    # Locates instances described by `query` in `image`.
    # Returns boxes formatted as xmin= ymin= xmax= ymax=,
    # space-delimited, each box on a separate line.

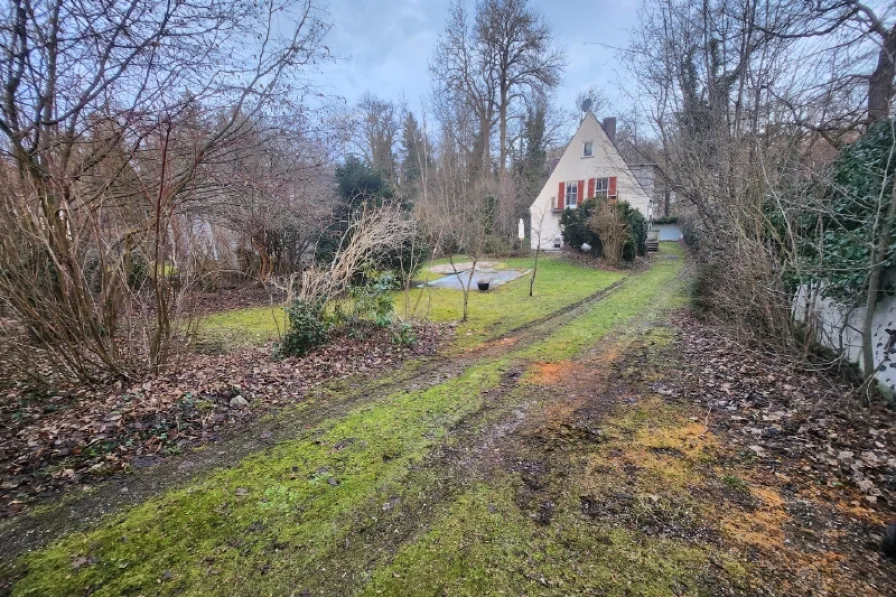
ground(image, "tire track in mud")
xmin=292 ymin=326 xmax=648 ymax=596
xmin=0 ymin=277 xmax=627 ymax=564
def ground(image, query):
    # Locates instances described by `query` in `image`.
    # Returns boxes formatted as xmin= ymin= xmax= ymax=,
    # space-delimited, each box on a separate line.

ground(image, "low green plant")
xmin=330 ymin=272 xmax=392 ymax=336
xmin=722 ymin=474 xmax=749 ymax=494
xmin=349 ymin=271 xmax=396 ymax=328
xmin=392 ymin=321 xmax=417 ymax=346
xmin=276 ymin=298 xmax=329 ymax=358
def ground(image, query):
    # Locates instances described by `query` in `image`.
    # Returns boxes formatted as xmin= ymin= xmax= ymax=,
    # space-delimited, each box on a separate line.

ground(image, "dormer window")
xmin=583 ymin=141 xmax=594 ymax=158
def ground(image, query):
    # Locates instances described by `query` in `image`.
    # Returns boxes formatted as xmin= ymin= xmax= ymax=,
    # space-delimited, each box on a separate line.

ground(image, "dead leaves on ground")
xmin=0 ymin=325 xmax=443 ymax=516
xmin=670 ymin=314 xmax=895 ymax=512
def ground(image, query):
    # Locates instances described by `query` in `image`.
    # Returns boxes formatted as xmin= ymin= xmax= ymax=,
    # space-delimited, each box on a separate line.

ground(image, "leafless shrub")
xmin=0 ymin=0 xmax=331 ymax=383
xmin=621 ymin=0 xmax=896 ymax=370
xmin=588 ymin=202 xmax=628 ymax=267
xmin=297 ymin=205 xmax=418 ymax=306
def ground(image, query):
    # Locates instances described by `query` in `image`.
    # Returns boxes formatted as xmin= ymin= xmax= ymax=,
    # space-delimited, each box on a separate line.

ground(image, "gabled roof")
xmin=551 ymin=111 xmax=653 ymax=198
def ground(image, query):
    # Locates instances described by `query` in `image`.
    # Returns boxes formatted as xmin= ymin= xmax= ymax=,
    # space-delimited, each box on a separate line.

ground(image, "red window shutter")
xmin=609 ymin=176 xmax=618 ymax=197
xmin=557 ymin=181 xmax=565 ymax=209
xmin=577 ymin=180 xmax=585 ymax=202
xmin=587 ymin=178 xmax=596 ymax=198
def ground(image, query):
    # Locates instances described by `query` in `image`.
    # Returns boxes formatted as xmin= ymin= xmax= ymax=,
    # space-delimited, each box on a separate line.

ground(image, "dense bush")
xmin=316 ymin=156 xmax=428 ymax=283
xmin=652 ymin=215 xmax=679 ymax=225
xmin=276 ymin=298 xmax=329 ymax=358
xmin=689 ymin=261 xmax=719 ymax=316
xmin=561 ymin=199 xmax=646 ymax=262
xmin=680 ymin=216 xmax=701 ymax=252
xmin=619 ymin=201 xmax=648 ymax=259
xmin=559 ymin=200 xmax=601 ymax=253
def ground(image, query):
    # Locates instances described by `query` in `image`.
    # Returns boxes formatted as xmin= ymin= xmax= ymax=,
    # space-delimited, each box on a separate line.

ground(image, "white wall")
xmin=794 ymin=276 xmax=896 ymax=395
xmin=530 ymin=112 xmax=652 ymax=250
xmin=652 ymin=223 xmax=682 ymax=241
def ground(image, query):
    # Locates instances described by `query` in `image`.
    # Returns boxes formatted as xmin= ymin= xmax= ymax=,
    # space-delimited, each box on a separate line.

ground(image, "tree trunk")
xmin=529 ymin=245 xmax=541 ymax=297
xmin=499 ymin=84 xmax=508 ymax=189
xmin=868 ymin=25 xmax=896 ymax=123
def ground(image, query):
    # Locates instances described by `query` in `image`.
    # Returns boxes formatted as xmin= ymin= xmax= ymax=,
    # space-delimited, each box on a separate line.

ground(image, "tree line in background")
xmin=622 ymin=0 xmax=896 ymax=387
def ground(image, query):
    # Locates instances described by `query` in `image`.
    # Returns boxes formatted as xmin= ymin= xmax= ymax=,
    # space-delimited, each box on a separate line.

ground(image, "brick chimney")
xmin=602 ymin=117 xmax=617 ymax=143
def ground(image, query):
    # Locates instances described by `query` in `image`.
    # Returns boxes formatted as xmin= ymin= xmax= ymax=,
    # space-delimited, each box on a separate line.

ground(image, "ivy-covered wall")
xmin=785 ymin=120 xmax=896 ymax=391
xmin=778 ymin=120 xmax=896 ymax=308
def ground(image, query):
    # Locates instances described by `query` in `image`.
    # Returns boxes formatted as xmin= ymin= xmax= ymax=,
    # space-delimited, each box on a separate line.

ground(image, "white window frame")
xmin=594 ymin=177 xmax=609 ymax=197
xmin=582 ymin=140 xmax=594 ymax=158
xmin=565 ymin=181 xmax=578 ymax=208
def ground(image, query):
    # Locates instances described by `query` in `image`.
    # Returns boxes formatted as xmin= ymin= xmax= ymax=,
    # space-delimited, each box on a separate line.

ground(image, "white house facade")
xmin=529 ymin=112 xmax=652 ymax=250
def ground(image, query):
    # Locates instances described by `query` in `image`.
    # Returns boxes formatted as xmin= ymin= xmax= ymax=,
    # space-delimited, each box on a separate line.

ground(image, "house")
xmin=529 ymin=112 xmax=653 ymax=250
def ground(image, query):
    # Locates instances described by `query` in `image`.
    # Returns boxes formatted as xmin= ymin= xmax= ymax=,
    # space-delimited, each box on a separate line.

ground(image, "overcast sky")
xmin=312 ymin=0 xmax=642 ymax=123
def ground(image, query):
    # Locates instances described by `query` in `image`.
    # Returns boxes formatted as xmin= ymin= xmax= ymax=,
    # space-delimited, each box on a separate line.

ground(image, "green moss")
xmin=360 ymin=482 xmax=735 ymax=597
xmin=198 ymin=305 xmax=285 ymax=349
xmin=515 ymin=253 xmax=685 ymax=362
xmin=12 ymin=362 xmax=507 ymax=597
xmin=409 ymin=255 xmax=623 ymax=349
xmin=12 ymin=251 xmax=695 ymax=596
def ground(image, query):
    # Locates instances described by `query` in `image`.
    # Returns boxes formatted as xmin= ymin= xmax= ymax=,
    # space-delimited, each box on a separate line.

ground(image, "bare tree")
xmin=430 ymin=0 xmax=564 ymax=241
xmin=207 ymin=116 xmax=334 ymax=280
xmin=355 ymin=93 xmax=400 ymax=179
xmin=298 ymin=205 xmax=417 ymax=306
xmin=476 ymin=0 xmax=565 ymax=191
xmin=431 ymin=1 xmax=497 ymax=180
xmin=416 ymin=114 xmax=492 ymax=322
xmin=622 ymin=0 xmax=896 ymax=388
xmin=0 ymin=0 xmax=331 ymax=381
xmin=528 ymin=203 xmax=548 ymax=296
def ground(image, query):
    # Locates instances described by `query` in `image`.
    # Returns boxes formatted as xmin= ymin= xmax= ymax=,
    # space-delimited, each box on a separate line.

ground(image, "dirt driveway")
xmin=3 ymin=252 xmax=894 ymax=596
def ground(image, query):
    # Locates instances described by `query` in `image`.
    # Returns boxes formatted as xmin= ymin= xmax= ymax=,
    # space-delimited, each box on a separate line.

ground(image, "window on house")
xmin=583 ymin=141 xmax=594 ymax=157
xmin=594 ymin=177 xmax=609 ymax=197
xmin=565 ymin=181 xmax=578 ymax=207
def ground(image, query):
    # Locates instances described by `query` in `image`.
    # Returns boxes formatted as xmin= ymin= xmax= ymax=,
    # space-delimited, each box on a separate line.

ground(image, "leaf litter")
xmin=0 ymin=325 xmax=444 ymax=516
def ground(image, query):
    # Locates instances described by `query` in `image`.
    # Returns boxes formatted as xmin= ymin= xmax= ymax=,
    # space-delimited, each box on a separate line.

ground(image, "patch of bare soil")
xmin=0 ymin=325 xmax=443 ymax=517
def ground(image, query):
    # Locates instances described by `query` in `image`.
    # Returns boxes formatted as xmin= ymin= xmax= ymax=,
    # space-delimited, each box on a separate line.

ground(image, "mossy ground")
xmin=12 ymin=243 xmax=876 ymax=596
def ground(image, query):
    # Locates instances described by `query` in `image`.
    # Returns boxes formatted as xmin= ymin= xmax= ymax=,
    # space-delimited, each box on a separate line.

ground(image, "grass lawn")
xmin=199 ymin=254 xmax=624 ymax=351
xmin=198 ymin=304 xmax=286 ymax=349
xmin=403 ymin=254 xmax=623 ymax=349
